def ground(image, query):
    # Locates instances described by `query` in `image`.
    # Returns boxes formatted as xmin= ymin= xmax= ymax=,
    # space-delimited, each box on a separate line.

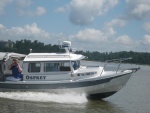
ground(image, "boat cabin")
xmin=22 ymin=53 xmax=83 ymax=81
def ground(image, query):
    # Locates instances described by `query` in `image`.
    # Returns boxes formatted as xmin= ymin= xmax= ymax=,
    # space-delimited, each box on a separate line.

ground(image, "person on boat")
xmin=72 ymin=61 xmax=78 ymax=70
xmin=8 ymin=59 xmax=22 ymax=79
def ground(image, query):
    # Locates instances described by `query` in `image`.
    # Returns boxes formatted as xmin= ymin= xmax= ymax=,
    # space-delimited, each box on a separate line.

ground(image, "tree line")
xmin=0 ymin=39 xmax=150 ymax=65
xmin=76 ymin=51 xmax=150 ymax=65
xmin=0 ymin=39 xmax=65 ymax=54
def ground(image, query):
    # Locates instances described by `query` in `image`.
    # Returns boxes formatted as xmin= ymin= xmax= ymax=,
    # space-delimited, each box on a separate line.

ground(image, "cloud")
xmin=0 ymin=0 xmax=13 ymax=15
xmin=18 ymin=6 xmax=46 ymax=16
xmin=16 ymin=0 xmax=32 ymax=8
xmin=70 ymin=27 xmax=116 ymax=42
xmin=143 ymin=22 xmax=150 ymax=32
xmin=0 ymin=23 xmax=52 ymax=44
xmin=68 ymin=27 xmax=117 ymax=51
xmin=0 ymin=23 xmax=149 ymax=52
xmin=67 ymin=0 xmax=119 ymax=25
xmin=125 ymin=0 xmax=150 ymax=20
xmin=105 ymin=18 xmax=127 ymax=28
xmin=113 ymin=35 xmax=145 ymax=52
xmin=69 ymin=28 xmax=148 ymax=52
xmin=115 ymin=35 xmax=133 ymax=46
xmin=55 ymin=7 xmax=67 ymax=13
xmin=35 ymin=7 xmax=47 ymax=16
xmin=0 ymin=0 xmax=47 ymax=16
xmin=0 ymin=24 xmax=6 ymax=29
xmin=142 ymin=35 xmax=150 ymax=45
xmin=0 ymin=23 xmax=119 ymax=52
xmin=71 ymin=28 xmax=105 ymax=42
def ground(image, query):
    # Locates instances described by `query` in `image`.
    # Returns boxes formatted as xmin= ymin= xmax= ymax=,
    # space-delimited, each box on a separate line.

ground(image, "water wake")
xmin=0 ymin=92 xmax=88 ymax=104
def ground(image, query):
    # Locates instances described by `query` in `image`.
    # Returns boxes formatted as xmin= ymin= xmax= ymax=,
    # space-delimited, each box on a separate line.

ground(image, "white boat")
xmin=0 ymin=41 xmax=140 ymax=99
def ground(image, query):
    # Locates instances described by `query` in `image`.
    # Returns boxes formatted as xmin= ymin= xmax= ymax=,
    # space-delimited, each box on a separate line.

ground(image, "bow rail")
xmin=100 ymin=57 xmax=132 ymax=76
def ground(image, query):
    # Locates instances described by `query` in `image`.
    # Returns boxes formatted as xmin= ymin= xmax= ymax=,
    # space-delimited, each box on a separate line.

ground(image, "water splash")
xmin=0 ymin=92 xmax=88 ymax=104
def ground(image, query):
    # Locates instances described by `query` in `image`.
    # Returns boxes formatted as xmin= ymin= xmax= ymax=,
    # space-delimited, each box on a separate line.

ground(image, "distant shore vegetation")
xmin=0 ymin=39 xmax=150 ymax=65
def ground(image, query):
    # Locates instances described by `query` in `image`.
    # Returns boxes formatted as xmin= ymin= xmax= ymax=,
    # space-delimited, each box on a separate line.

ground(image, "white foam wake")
xmin=0 ymin=92 xmax=88 ymax=104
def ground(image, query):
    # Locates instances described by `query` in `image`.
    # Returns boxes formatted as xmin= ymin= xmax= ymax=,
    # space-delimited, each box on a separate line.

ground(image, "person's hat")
xmin=13 ymin=59 xmax=19 ymax=62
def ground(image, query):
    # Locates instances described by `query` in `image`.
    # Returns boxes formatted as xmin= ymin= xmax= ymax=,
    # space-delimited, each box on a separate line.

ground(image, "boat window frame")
xmin=71 ymin=60 xmax=80 ymax=70
xmin=28 ymin=62 xmax=41 ymax=73
xmin=43 ymin=61 xmax=71 ymax=72
xmin=44 ymin=62 xmax=60 ymax=72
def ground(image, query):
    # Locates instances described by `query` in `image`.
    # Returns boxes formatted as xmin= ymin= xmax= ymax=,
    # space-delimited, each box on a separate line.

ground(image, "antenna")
xmin=71 ymin=48 xmax=76 ymax=53
xmin=58 ymin=38 xmax=60 ymax=46
xmin=30 ymin=49 xmax=32 ymax=53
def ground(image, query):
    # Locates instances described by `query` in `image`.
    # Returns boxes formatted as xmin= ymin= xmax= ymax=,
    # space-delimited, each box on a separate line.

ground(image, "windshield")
xmin=72 ymin=61 xmax=80 ymax=70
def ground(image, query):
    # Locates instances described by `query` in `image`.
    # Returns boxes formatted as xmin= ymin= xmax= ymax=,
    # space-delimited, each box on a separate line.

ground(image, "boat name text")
xmin=26 ymin=76 xmax=46 ymax=80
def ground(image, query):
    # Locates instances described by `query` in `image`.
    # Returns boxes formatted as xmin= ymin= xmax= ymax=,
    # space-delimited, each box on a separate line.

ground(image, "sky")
xmin=0 ymin=0 xmax=150 ymax=52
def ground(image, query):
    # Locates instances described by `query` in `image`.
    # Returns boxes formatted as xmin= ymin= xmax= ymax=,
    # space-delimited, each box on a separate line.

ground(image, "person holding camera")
xmin=9 ymin=59 xmax=22 ymax=79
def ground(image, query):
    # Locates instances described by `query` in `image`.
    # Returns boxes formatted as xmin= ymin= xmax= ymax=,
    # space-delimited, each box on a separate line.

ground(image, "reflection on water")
xmin=0 ymin=93 xmax=125 ymax=113
xmin=85 ymin=100 xmax=125 ymax=113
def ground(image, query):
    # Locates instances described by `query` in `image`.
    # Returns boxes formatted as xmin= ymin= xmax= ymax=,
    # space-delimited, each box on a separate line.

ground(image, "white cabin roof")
xmin=23 ymin=53 xmax=86 ymax=62
xmin=0 ymin=52 xmax=26 ymax=62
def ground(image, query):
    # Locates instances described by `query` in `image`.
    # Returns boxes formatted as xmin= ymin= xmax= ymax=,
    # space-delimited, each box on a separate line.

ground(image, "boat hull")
xmin=87 ymin=91 xmax=117 ymax=99
xmin=0 ymin=71 xmax=133 ymax=99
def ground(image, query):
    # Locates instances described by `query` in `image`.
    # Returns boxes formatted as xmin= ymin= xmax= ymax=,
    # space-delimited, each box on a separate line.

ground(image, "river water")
xmin=0 ymin=61 xmax=149 ymax=113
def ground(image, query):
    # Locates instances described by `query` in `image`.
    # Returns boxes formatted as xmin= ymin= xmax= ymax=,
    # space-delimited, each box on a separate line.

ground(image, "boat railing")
xmin=100 ymin=57 xmax=132 ymax=76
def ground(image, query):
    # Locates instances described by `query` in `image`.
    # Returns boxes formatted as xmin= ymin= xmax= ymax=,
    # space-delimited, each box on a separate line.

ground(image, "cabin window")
xmin=44 ymin=63 xmax=59 ymax=72
xmin=28 ymin=63 xmax=41 ymax=72
xmin=59 ymin=62 xmax=71 ymax=71
xmin=44 ymin=62 xmax=71 ymax=72
xmin=72 ymin=61 xmax=80 ymax=70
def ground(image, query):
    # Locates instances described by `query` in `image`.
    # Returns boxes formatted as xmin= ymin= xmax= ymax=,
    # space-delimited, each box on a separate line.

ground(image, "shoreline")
xmin=82 ymin=60 xmax=150 ymax=67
